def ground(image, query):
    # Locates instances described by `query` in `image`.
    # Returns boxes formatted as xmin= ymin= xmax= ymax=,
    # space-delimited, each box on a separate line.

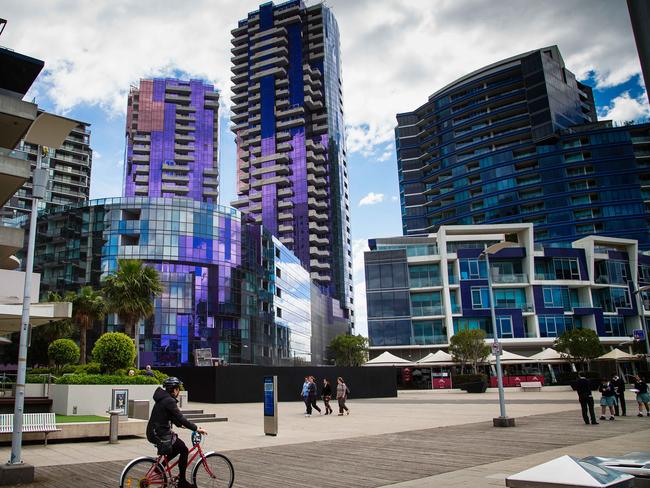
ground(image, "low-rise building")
xmin=365 ymin=223 xmax=649 ymax=360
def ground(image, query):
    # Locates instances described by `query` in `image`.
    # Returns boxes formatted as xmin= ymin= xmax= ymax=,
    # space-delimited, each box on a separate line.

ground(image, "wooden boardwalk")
xmin=12 ymin=410 xmax=649 ymax=487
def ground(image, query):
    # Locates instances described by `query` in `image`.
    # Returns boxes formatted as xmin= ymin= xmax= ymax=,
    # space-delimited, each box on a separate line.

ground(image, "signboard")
xmin=431 ymin=372 xmax=452 ymax=389
xmin=402 ymin=367 xmax=412 ymax=382
xmin=111 ymin=388 xmax=128 ymax=417
xmin=263 ymin=376 xmax=275 ymax=417
xmin=633 ymin=329 xmax=645 ymax=341
xmin=492 ymin=342 xmax=502 ymax=356
xmin=263 ymin=375 xmax=278 ymax=436
xmin=194 ymin=348 xmax=213 ymax=366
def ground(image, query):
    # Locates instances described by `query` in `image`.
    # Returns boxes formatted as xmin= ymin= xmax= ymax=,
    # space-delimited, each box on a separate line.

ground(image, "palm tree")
xmin=102 ymin=259 xmax=164 ymax=344
xmin=71 ymin=286 xmax=106 ymax=364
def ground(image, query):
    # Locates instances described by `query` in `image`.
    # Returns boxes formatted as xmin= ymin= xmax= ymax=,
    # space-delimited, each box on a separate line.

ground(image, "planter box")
xmin=0 ymin=419 xmax=147 ymax=444
xmin=51 ymin=384 xmax=159 ymax=416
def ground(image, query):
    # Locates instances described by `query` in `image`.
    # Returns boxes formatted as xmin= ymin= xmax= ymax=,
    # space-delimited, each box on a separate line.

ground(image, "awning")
xmin=365 ymin=351 xmax=413 ymax=366
xmin=0 ymin=302 xmax=72 ymax=334
xmin=488 ymin=350 xmax=534 ymax=364
xmin=416 ymin=350 xmax=454 ymax=366
xmin=529 ymin=348 xmax=568 ymax=363
xmin=596 ymin=348 xmax=642 ymax=362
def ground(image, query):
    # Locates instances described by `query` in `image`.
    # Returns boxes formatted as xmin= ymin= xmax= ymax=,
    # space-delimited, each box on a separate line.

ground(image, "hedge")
xmin=54 ymin=374 xmax=159 ymax=385
xmin=453 ymin=374 xmax=487 ymax=387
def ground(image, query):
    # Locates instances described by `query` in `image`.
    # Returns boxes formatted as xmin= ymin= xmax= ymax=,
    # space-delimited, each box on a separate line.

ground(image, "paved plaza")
xmin=1 ymin=388 xmax=649 ymax=487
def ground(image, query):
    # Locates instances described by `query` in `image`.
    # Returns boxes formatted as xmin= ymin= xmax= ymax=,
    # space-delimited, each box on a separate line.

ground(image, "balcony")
xmin=412 ymin=306 xmax=444 ymax=317
xmin=410 ymin=278 xmax=442 ymax=288
xmin=492 ymin=273 xmax=528 ymax=284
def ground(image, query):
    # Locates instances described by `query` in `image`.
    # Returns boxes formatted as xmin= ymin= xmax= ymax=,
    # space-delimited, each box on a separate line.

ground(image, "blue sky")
xmin=4 ymin=0 xmax=649 ymax=336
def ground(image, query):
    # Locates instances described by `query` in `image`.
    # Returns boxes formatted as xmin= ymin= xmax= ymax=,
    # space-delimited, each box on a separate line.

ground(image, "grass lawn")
xmin=55 ymin=414 xmax=109 ymax=423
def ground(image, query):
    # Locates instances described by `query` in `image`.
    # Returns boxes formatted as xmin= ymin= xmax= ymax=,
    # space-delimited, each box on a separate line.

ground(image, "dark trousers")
xmin=304 ymin=397 xmax=321 ymax=414
xmin=579 ymin=396 xmax=597 ymax=424
xmin=169 ymin=436 xmax=189 ymax=480
xmin=614 ymin=392 xmax=626 ymax=416
xmin=338 ymin=397 xmax=349 ymax=414
xmin=323 ymin=395 xmax=332 ymax=413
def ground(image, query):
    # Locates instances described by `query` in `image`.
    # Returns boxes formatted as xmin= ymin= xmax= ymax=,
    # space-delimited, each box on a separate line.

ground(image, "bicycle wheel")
xmin=120 ymin=457 xmax=168 ymax=488
xmin=192 ymin=452 xmax=234 ymax=488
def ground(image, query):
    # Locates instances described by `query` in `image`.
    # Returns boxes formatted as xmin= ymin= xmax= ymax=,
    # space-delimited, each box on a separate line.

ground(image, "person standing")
xmin=611 ymin=374 xmax=626 ymax=416
xmin=307 ymin=376 xmax=322 ymax=415
xmin=576 ymin=373 xmax=598 ymax=425
xmin=632 ymin=375 xmax=650 ymax=417
xmin=300 ymin=376 xmax=311 ymax=416
xmin=598 ymin=378 xmax=616 ymax=421
xmin=322 ymin=378 xmax=333 ymax=415
xmin=144 ymin=365 xmax=155 ymax=377
xmin=336 ymin=376 xmax=350 ymax=416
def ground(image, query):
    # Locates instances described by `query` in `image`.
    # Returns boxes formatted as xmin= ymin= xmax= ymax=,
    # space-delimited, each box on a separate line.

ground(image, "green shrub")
xmin=75 ymin=362 xmax=101 ymax=375
xmin=54 ymin=374 xmax=159 ymax=385
xmin=48 ymin=339 xmax=80 ymax=373
xmin=556 ymin=372 xmax=578 ymax=385
xmin=26 ymin=374 xmax=50 ymax=383
xmin=92 ymin=333 xmax=136 ymax=373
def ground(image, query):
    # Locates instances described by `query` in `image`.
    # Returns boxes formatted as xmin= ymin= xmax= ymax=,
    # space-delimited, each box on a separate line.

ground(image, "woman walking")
xmin=632 ymin=375 xmax=650 ymax=417
xmin=307 ymin=376 xmax=322 ymax=416
xmin=336 ymin=376 xmax=350 ymax=416
xmin=322 ymin=378 xmax=334 ymax=415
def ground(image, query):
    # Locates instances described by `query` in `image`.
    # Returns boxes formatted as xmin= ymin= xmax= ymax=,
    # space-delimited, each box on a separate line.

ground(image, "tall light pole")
xmin=632 ymin=282 xmax=650 ymax=367
xmin=9 ymin=113 xmax=77 ymax=470
xmin=481 ymin=241 xmax=518 ymax=427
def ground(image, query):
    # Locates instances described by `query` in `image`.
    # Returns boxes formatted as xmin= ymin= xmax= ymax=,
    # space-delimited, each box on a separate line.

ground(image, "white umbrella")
xmin=596 ymin=348 xmax=641 ymax=361
xmin=416 ymin=350 xmax=454 ymax=365
xmin=529 ymin=348 xmax=567 ymax=363
xmin=364 ymin=351 xmax=412 ymax=366
xmin=487 ymin=350 xmax=533 ymax=364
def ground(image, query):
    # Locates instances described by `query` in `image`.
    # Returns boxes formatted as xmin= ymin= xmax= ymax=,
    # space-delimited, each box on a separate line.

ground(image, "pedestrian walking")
xmin=307 ymin=376 xmax=321 ymax=415
xmin=322 ymin=378 xmax=333 ymax=415
xmin=576 ymin=372 xmax=598 ymax=425
xmin=611 ymin=374 xmax=626 ymax=416
xmin=598 ymin=378 xmax=616 ymax=421
xmin=632 ymin=375 xmax=650 ymax=417
xmin=300 ymin=376 xmax=311 ymax=416
xmin=336 ymin=376 xmax=350 ymax=416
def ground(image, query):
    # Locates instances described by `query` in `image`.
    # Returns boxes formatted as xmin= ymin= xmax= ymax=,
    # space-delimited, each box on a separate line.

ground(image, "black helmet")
xmin=162 ymin=377 xmax=182 ymax=392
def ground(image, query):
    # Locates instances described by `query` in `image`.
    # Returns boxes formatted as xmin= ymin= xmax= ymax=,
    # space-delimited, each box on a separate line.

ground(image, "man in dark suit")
xmin=611 ymin=374 xmax=626 ymax=416
xmin=576 ymin=373 xmax=598 ymax=425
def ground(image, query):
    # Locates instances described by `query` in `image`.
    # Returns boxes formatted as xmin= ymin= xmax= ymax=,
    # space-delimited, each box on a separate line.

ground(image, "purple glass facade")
xmin=124 ymin=78 xmax=219 ymax=203
xmin=230 ymin=1 xmax=354 ymax=328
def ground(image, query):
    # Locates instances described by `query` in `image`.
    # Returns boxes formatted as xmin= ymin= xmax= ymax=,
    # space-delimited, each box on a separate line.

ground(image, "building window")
xmin=276 ymin=267 xmax=282 ymax=278
xmin=553 ymin=258 xmax=580 ymax=280
xmin=408 ymin=264 xmax=440 ymax=288
xmin=276 ymin=287 xmax=282 ymax=298
xmin=496 ymin=316 xmax=513 ymax=338
xmin=539 ymin=316 xmax=579 ymax=337
xmin=471 ymin=287 xmax=490 ymax=309
xmin=277 ymin=307 xmax=282 ymax=318
xmin=410 ymin=292 xmax=443 ymax=316
xmin=460 ymin=258 xmax=487 ymax=279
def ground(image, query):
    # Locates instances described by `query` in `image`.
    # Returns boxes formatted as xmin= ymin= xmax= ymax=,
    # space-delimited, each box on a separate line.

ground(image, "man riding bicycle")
xmin=147 ymin=377 xmax=207 ymax=488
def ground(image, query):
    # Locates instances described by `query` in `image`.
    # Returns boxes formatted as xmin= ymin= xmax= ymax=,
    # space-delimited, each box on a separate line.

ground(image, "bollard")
xmin=107 ymin=409 xmax=122 ymax=444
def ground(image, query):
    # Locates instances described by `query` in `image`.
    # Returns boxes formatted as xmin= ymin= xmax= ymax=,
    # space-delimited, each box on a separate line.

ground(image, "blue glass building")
xmin=29 ymin=198 xmax=347 ymax=366
xmin=396 ymin=46 xmax=650 ymax=247
xmin=229 ymin=1 xmax=354 ymax=327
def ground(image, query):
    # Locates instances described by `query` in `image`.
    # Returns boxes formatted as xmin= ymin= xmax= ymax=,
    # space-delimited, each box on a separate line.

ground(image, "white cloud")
xmin=2 ymin=0 xmax=642 ymax=157
xmin=359 ymin=192 xmax=384 ymax=206
xmin=391 ymin=196 xmax=399 ymax=202
xmin=599 ymin=90 xmax=650 ymax=124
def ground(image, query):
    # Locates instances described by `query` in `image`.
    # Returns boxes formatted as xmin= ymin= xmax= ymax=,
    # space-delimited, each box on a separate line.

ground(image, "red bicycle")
xmin=120 ymin=432 xmax=234 ymax=488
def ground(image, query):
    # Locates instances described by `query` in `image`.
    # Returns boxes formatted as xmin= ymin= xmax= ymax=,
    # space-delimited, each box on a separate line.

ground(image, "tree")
xmin=26 ymin=292 xmax=76 ymax=366
xmin=48 ymin=339 xmax=80 ymax=373
xmin=554 ymin=328 xmax=603 ymax=370
xmin=449 ymin=329 xmax=491 ymax=374
xmin=92 ymin=332 xmax=136 ymax=373
xmin=328 ymin=334 xmax=368 ymax=366
xmin=102 ymin=259 xmax=163 ymax=338
xmin=70 ymin=286 xmax=106 ymax=364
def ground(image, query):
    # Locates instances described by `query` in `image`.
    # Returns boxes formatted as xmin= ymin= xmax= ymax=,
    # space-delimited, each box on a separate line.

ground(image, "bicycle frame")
xmin=140 ymin=440 xmax=217 ymax=485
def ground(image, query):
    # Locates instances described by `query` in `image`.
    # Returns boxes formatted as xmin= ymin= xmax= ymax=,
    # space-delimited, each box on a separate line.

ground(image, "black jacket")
xmin=146 ymin=387 xmax=197 ymax=445
xmin=322 ymin=383 xmax=332 ymax=397
xmin=611 ymin=377 xmax=625 ymax=394
xmin=575 ymin=377 xmax=593 ymax=399
xmin=307 ymin=382 xmax=317 ymax=400
xmin=599 ymin=382 xmax=615 ymax=397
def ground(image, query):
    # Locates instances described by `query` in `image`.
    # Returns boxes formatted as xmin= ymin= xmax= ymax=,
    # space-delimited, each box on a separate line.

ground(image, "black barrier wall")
xmin=159 ymin=366 xmax=397 ymax=403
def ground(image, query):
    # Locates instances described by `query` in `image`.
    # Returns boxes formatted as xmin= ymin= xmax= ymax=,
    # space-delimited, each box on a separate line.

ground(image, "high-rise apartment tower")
xmin=230 ymin=1 xmax=353 ymax=322
xmin=123 ymin=78 xmax=220 ymax=203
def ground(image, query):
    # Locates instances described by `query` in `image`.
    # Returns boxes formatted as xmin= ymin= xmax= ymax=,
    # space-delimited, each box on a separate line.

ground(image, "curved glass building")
xmin=397 ymin=46 xmax=650 ymax=247
xmin=30 ymin=197 xmax=347 ymax=366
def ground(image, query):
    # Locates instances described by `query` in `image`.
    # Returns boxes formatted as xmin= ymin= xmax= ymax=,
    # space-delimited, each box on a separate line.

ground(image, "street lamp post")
xmin=632 ymin=283 xmax=650 ymax=367
xmin=481 ymin=241 xmax=517 ymax=427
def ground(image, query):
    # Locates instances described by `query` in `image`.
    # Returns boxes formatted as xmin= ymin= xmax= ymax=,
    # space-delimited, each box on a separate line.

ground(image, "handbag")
xmin=156 ymin=432 xmax=175 ymax=456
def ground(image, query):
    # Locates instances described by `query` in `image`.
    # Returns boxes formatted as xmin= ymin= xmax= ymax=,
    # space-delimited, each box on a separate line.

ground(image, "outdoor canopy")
xmin=596 ymin=348 xmax=641 ymax=361
xmin=365 ymin=351 xmax=412 ymax=366
xmin=529 ymin=348 xmax=567 ymax=363
xmin=416 ymin=350 xmax=454 ymax=365
xmin=487 ymin=350 xmax=532 ymax=364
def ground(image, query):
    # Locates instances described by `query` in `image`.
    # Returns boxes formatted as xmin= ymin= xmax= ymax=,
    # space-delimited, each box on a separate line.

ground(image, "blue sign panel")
xmin=264 ymin=376 xmax=274 ymax=417
xmin=634 ymin=329 xmax=645 ymax=341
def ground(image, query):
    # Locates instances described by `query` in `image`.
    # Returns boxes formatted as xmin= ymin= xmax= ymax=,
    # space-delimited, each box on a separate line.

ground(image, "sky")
xmin=2 ymin=0 xmax=649 ymax=337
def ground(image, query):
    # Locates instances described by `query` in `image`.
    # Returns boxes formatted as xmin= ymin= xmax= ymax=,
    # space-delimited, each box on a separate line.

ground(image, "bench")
xmin=0 ymin=413 xmax=59 ymax=445
xmin=520 ymin=381 xmax=542 ymax=392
